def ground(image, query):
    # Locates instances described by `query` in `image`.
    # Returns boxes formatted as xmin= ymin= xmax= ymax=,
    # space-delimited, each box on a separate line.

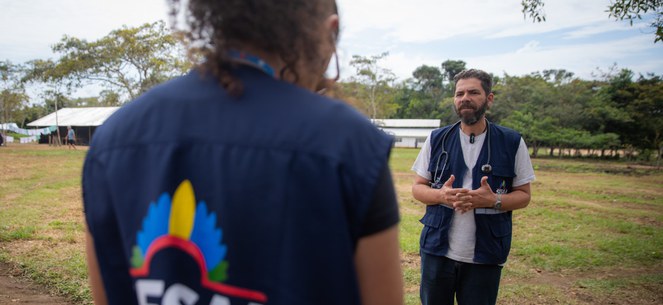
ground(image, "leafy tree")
xmin=99 ymin=90 xmax=122 ymax=106
xmin=628 ymin=74 xmax=663 ymax=161
xmin=336 ymin=54 xmax=662 ymax=161
xmin=389 ymin=61 xmax=467 ymax=121
xmin=51 ymin=21 xmax=190 ymax=101
xmin=596 ymin=69 xmax=638 ymax=146
xmin=521 ymin=0 xmax=546 ymax=22
xmin=540 ymin=69 xmax=575 ymax=86
xmin=412 ymin=65 xmax=444 ymax=97
xmin=0 ymin=91 xmax=29 ymax=126
xmin=522 ymin=0 xmax=663 ymax=42
xmin=548 ymin=78 xmax=593 ymax=130
xmin=583 ymin=82 xmax=632 ymax=134
xmin=397 ymin=65 xmax=446 ymax=119
xmin=0 ymin=61 xmax=29 ymax=128
xmin=502 ymin=110 xmax=556 ymax=157
xmin=589 ymin=133 xmax=621 ymax=158
xmin=440 ymin=59 xmax=468 ymax=99
xmin=327 ymin=81 xmax=365 ymax=112
xmin=389 ymin=80 xmax=415 ymax=119
xmin=349 ymin=52 xmax=398 ymax=119
xmin=23 ymin=58 xmax=74 ymax=138
xmin=17 ymin=104 xmax=48 ymax=128
xmin=491 ymin=73 xmax=552 ymax=123
xmin=441 ymin=60 xmax=467 ymax=85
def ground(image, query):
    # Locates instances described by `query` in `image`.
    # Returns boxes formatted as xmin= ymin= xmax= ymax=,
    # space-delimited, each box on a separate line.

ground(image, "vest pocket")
xmin=490 ymin=166 xmax=515 ymax=193
xmin=420 ymin=207 xmax=443 ymax=228
xmin=488 ymin=213 xmax=512 ymax=238
xmin=488 ymin=214 xmax=513 ymax=263
xmin=419 ymin=205 xmax=451 ymax=252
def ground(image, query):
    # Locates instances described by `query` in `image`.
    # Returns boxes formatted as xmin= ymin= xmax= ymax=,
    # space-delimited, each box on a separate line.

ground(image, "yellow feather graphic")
xmin=169 ymin=180 xmax=196 ymax=240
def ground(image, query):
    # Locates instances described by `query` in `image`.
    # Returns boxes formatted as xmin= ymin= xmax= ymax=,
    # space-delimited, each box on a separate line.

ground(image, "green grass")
xmin=399 ymin=212 xmax=422 ymax=255
xmin=513 ymin=204 xmax=663 ymax=269
xmin=393 ymin=151 xmax=663 ymax=305
xmin=577 ymin=273 xmax=663 ymax=291
xmin=1 ymin=145 xmax=662 ymax=305
xmin=389 ymin=147 xmax=421 ymax=172
xmin=0 ymin=145 xmax=90 ymax=303
xmin=0 ymin=226 xmax=37 ymax=241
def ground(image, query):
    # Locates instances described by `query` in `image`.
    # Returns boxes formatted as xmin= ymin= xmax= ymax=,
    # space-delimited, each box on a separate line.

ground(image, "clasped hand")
xmin=439 ymin=175 xmax=495 ymax=213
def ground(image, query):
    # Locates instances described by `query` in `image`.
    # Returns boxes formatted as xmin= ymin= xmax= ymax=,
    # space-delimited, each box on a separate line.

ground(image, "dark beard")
xmin=455 ymin=99 xmax=488 ymax=125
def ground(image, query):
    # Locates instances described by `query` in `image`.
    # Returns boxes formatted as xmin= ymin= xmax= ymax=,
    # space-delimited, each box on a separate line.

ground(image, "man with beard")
xmin=411 ymin=69 xmax=535 ymax=305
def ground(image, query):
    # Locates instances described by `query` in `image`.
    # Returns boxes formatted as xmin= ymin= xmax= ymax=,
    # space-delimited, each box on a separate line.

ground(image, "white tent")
xmin=27 ymin=107 xmax=120 ymax=145
xmin=27 ymin=107 xmax=119 ymax=127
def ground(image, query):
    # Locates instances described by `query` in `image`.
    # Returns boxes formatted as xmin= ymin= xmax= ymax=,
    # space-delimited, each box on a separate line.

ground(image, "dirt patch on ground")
xmin=502 ymin=265 xmax=663 ymax=305
xmin=0 ymin=262 xmax=71 ymax=305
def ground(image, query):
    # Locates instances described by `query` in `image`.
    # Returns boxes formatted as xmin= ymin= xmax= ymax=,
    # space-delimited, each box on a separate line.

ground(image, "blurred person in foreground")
xmin=411 ymin=69 xmax=535 ymax=305
xmin=82 ymin=1 xmax=403 ymax=305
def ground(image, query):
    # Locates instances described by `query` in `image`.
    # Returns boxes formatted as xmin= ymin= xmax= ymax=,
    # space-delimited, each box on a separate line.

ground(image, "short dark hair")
xmin=453 ymin=69 xmax=492 ymax=95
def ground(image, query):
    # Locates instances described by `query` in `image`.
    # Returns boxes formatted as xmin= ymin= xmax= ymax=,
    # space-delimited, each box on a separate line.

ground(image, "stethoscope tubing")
xmin=431 ymin=119 xmax=492 ymax=188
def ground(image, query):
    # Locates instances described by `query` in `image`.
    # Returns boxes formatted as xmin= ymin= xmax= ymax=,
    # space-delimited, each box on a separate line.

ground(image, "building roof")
xmin=27 ymin=107 xmax=120 ymax=127
xmin=372 ymin=119 xmax=440 ymax=128
xmin=381 ymin=127 xmax=435 ymax=138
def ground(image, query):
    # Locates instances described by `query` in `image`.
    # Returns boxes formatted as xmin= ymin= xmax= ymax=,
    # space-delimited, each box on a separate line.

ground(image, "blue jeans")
xmin=420 ymin=252 xmax=502 ymax=305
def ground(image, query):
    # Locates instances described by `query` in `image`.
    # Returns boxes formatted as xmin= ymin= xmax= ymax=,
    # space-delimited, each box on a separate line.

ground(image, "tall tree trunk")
xmin=55 ymin=98 xmax=61 ymax=146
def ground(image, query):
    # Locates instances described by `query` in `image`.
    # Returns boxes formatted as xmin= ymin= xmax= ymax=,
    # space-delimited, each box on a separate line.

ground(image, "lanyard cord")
xmin=227 ymin=50 xmax=276 ymax=78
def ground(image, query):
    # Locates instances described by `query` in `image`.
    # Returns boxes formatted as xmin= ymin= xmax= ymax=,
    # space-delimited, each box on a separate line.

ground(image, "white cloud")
xmin=563 ymin=21 xmax=645 ymax=39
xmin=0 ymin=0 xmax=169 ymax=62
xmin=334 ymin=0 xmax=662 ymax=81
xmin=467 ymin=35 xmax=660 ymax=79
xmin=337 ymin=0 xmax=615 ymax=42
xmin=338 ymin=0 xmax=523 ymax=42
xmin=516 ymin=41 xmax=541 ymax=53
xmin=348 ymin=33 xmax=662 ymax=82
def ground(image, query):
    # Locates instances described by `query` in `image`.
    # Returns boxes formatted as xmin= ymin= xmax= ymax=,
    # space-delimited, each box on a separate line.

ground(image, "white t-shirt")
xmin=412 ymin=128 xmax=536 ymax=263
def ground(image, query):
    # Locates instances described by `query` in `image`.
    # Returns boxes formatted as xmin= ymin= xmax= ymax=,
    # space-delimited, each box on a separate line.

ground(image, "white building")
xmin=27 ymin=107 xmax=120 ymax=145
xmin=372 ymin=119 xmax=440 ymax=148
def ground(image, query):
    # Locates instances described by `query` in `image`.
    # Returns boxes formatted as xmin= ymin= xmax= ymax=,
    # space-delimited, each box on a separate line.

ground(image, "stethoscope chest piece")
xmin=481 ymin=164 xmax=492 ymax=174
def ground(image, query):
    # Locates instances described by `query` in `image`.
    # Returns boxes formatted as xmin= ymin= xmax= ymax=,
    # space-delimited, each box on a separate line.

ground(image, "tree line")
xmin=1 ymin=21 xmax=661 ymax=163
xmin=333 ymin=54 xmax=662 ymax=163
xmin=1 ymin=21 xmax=190 ymax=128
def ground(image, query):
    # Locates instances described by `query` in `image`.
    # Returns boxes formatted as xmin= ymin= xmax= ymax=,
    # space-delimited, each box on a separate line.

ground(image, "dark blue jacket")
xmin=420 ymin=122 xmax=521 ymax=264
xmin=83 ymin=68 xmax=393 ymax=305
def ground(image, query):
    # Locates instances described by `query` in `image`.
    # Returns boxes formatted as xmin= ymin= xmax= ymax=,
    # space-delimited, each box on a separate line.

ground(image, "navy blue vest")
xmin=83 ymin=68 xmax=393 ymax=305
xmin=420 ymin=122 xmax=521 ymax=264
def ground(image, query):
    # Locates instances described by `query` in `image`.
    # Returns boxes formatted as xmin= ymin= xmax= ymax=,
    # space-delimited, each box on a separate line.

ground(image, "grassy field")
xmin=1 ymin=144 xmax=662 ymax=304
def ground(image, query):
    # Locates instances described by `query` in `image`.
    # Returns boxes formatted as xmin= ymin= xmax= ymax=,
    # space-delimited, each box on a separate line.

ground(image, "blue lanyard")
xmin=227 ymin=50 xmax=276 ymax=78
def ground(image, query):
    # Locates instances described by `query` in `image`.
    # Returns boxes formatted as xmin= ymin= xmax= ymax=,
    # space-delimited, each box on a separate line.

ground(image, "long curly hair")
xmin=168 ymin=0 xmax=338 ymax=96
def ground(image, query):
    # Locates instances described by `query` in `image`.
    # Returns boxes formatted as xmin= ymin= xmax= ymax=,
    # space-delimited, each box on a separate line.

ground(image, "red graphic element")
xmin=130 ymin=236 xmax=268 ymax=303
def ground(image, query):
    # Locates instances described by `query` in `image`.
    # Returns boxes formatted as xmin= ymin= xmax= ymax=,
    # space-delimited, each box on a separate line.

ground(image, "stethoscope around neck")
xmin=430 ymin=119 xmax=493 ymax=189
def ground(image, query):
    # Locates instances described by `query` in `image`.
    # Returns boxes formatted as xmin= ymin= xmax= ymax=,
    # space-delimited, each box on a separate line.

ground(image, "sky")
xmin=1 ymin=0 xmax=662 ymax=98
